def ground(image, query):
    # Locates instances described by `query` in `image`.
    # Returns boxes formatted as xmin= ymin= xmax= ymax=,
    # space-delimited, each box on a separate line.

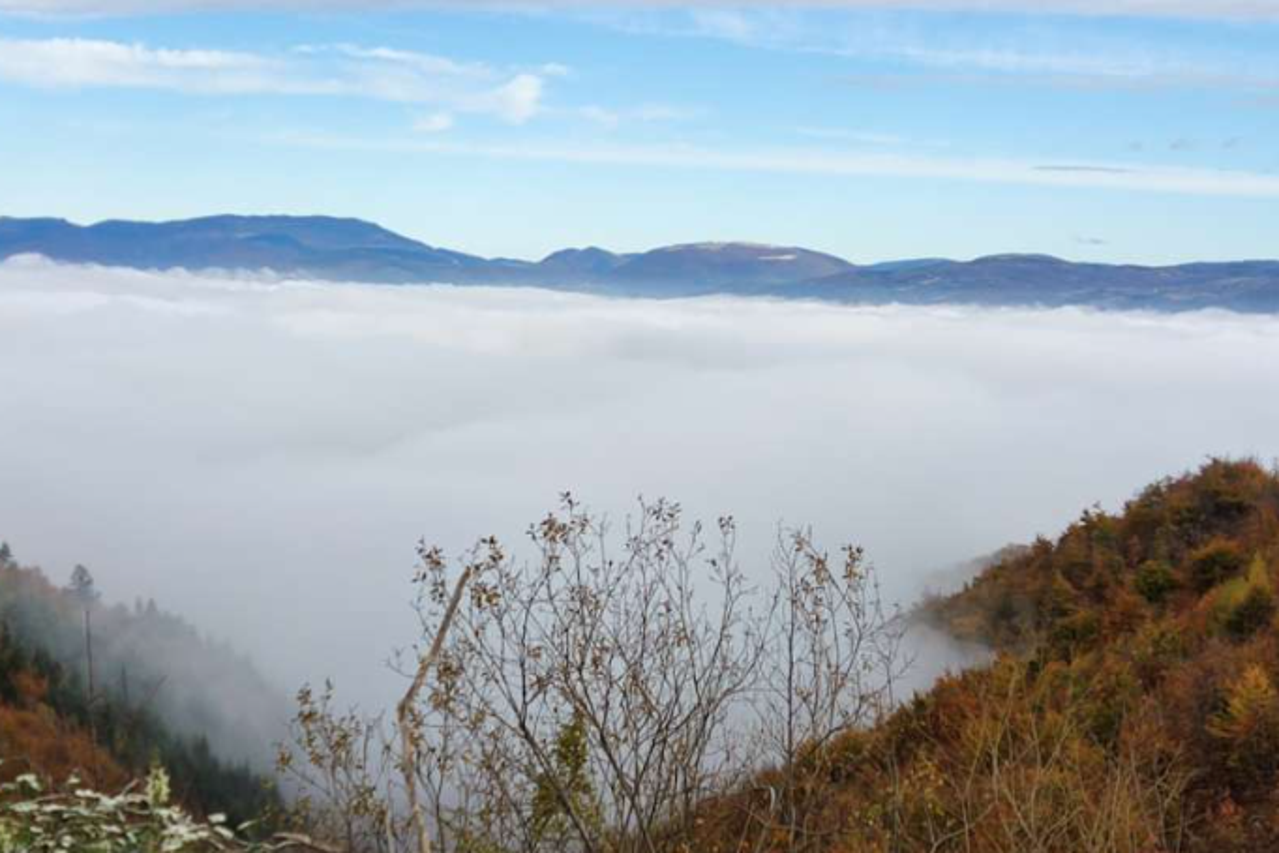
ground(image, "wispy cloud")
xmin=1129 ymin=136 xmax=1250 ymax=153
xmin=580 ymin=7 xmax=1279 ymax=92
xmin=265 ymin=131 xmax=1279 ymax=199
xmin=0 ymin=36 xmax=551 ymax=123
xmin=1035 ymin=164 xmax=1136 ymax=175
xmin=796 ymin=127 xmax=949 ymax=147
xmin=577 ymin=103 xmax=693 ymax=128
xmin=0 ymin=38 xmax=279 ymax=90
xmin=413 ymin=111 xmax=455 ymax=133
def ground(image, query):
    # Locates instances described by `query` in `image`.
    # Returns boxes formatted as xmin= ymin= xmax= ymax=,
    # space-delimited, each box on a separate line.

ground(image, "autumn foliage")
xmin=692 ymin=458 xmax=1279 ymax=853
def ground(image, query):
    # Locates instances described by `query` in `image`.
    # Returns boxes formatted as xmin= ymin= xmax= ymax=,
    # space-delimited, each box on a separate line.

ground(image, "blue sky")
xmin=1 ymin=2 xmax=1277 ymax=263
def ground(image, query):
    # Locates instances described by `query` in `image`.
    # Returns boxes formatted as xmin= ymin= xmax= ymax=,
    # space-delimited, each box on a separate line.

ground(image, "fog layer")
xmin=2 ymin=257 xmax=1277 ymax=709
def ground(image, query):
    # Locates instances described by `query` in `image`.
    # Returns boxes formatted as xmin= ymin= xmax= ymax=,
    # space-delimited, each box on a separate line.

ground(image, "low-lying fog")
xmin=3 ymin=256 xmax=1278 ymax=716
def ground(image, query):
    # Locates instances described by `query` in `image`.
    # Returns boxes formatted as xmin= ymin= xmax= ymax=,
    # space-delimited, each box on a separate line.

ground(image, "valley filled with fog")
xmin=3 ymin=256 xmax=1278 ymax=714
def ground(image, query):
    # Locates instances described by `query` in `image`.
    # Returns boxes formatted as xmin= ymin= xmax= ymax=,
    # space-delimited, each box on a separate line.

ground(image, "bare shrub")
xmin=278 ymin=496 xmax=909 ymax=853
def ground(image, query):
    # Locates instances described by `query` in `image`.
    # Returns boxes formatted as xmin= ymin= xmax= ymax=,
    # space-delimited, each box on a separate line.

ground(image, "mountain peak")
xmin=656 ymin=241 xmax=783 ymax=252
xmin=972 ymin=253 xmax=1068 ymax=264
xmin=538 ymin=246 xmax=627 ymax=276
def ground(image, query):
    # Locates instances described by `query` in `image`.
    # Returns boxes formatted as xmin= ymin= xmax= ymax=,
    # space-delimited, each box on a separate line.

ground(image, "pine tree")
xmin=67 ymin=564 xmax=100 ymax=606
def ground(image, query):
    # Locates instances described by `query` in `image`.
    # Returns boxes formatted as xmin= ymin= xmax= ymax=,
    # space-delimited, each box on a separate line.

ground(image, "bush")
xmin=1135 ymin=560 xmax=1178 ymax=604
xmin=1207 ymin=665 xmax=1279 ymax=794
xmin=1225 ymin=585 xmax=1276 ymax=641
xmin=0 ymin=766 xmax=266 ymax=852
xmin=1048 ymin=611 xmax=1100 ymax=659
xmin=1190 ymin=541 xmax=1246 ymax=593
xmin=1211 ymin=556 xmax=1277 ymax=641
xmin=1131 ymin=621 xmax=1185 ymax=685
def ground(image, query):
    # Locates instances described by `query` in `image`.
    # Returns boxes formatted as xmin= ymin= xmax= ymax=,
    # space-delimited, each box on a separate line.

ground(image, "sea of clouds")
xmin=3 ymin=255 xmax=1279 ymax=714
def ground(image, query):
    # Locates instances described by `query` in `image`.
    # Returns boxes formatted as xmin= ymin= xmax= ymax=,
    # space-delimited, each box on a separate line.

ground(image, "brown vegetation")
xmin=0 ymin=699 xmax=126 ymax=790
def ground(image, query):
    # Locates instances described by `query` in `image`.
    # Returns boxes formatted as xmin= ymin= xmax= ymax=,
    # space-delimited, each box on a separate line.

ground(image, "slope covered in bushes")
xmin=687 ymin=458 xmax=1279 ymax=853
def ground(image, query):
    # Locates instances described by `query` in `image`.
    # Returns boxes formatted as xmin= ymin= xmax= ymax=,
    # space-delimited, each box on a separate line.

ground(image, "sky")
xmin=0 ymin=2 xmax=1277 ymax=263
xmin=4 ymin=257 xmax=1279 ymax=712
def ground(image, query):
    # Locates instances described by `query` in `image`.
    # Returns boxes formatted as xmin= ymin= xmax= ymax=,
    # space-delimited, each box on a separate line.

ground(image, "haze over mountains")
xmin=3 ymin=214 xmax=1278 ymax=313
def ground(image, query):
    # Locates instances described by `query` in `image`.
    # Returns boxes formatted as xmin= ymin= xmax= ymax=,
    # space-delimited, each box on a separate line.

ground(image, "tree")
xmin=67 ymin=564 xmax=99 ymax=606
xmin=752 ymin=528 xmax=908 ymax=853
xmin=426 ymin=497 xmax=764 ymax=853
xmin=277 ymin=681 xmax=396 ymax=853
xmin=1134 ymin=560 xmax=1177 ymax=605
xmin=1207 ymin=665 xmax=1279 ymax=793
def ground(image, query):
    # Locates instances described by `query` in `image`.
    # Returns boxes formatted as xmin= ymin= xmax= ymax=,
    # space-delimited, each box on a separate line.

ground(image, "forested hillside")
xmin=0 ymin=546 xmax=282 ymax=827
xmin=0 ymin=545 xmax=288 ymax=766
xmin=698 ymin=458 xmax=1279 ymax=852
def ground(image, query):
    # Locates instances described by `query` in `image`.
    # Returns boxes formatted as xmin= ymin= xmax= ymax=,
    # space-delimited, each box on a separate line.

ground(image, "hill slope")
xmin=784 ymin=254 xmax=1279 ymax=313
xmin=0 ymin=548 xmax=281 ymax=826
xmin=692 ymin=459 xmax=1279 ymax=852
xmin=0 ymin=544 xmax=290 ymax=772
xmin=0 ymin=215 xmax=489 ymax=284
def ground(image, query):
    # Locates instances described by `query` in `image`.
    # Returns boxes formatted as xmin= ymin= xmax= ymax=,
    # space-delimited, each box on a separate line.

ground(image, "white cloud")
xmin=269 ymin=131 xmax=1279 ymax=198
xmin=413 ymin=111 xmax=454 ymax=132
xmin=579 ymin=105 xmax=622 ymax=128
xmin=319 ymin=43 xmax=488 ymax=79
xmin=796 ymin=127 xmax=948 ymax=147
xmin=0 ymin=37 xmax=282 ymax=91
xmin=3 ymin=259 xmax=1279 ymax=711
xmin=466 ymin=73 xmax=543 ymax=124
xmin=0 ymin=36 xmax=549 ymax=122
xmin=688 ymin=8 xmax=761 ymax=39
xmin=564 ymin=8 xmax=1279 ymax=93
xmin=578 ymin=102 xmax=692 ymax=128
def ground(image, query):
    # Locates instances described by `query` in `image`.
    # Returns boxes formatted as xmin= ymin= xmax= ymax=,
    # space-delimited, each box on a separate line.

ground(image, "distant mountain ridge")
xmin=3 ymin=214 xmax=1278 ymax=312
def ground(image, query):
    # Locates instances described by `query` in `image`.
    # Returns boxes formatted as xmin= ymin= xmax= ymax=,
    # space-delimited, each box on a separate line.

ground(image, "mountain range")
xmin=3 ymin=214 xmax=1278 ymax=313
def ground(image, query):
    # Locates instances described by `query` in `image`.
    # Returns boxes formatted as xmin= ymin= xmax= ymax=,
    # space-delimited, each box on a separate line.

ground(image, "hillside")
xmin=779 ymin=254 xmax=1279 ymax=313
xmin=688 ymin=458 xmax=1279 ymax=852
xmin=0 ymin=546 xmax=284 ymax=827
xmin=2 ymin=215 xmax=1278 ymax=312
xmin=0 ymin=546 xmax=289 ymax=768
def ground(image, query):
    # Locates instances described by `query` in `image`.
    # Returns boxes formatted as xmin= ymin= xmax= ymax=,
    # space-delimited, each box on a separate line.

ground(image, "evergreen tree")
xmin=67 ymin=564 xmax=100 ymax=606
